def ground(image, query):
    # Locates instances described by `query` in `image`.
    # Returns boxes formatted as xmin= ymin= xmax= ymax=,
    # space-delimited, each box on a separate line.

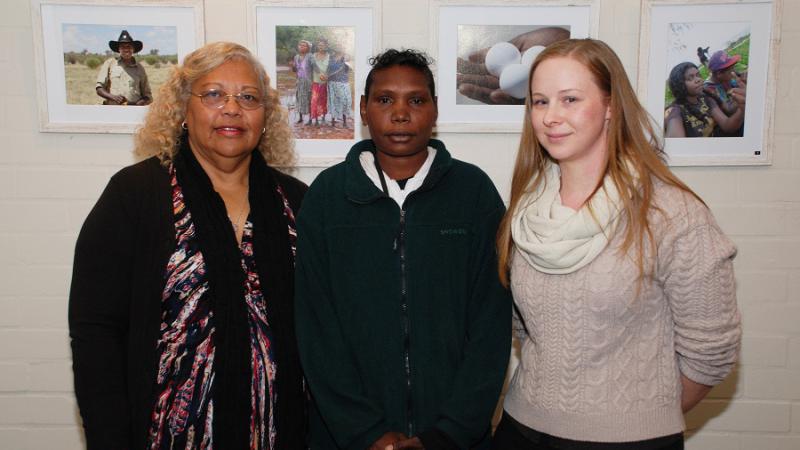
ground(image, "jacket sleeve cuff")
xmin=417 ymin=427 xmax=459 ymax=450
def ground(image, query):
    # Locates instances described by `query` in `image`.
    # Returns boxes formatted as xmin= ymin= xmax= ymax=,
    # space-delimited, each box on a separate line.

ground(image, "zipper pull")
xmin=394 ymin=209 xmax=405 ymax=251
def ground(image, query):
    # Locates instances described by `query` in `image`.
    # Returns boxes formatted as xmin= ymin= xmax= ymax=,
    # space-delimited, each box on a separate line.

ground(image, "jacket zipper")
xmin=397 ymin=208 xmax=413 ymax=437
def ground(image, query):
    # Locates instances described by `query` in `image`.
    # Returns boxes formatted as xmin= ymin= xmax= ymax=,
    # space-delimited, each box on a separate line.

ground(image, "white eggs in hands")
xmin=521 ymin=45 xmax=546 ymax=67
xmin=499 ymin=64 xmax=530 ymax=100
xmin=485 ymin=42 xmax=544 ymax=99
xmin=483 ymin=41 xmax=542 ymax=100
xmin=484 ymin=42 xmax=521 ymax=77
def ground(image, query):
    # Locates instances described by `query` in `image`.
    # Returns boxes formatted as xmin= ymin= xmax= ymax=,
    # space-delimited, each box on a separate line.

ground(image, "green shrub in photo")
xmin=143 ymin=55 xmax=159 ymax=66
xmin=85 ymin=57 xmax=102 ymax=70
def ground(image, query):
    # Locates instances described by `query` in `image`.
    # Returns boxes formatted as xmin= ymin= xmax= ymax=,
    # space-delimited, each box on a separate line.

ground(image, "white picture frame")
xmin=430 ymin=0 xmax=599 ymax=133
xmin=638 ymin=0 xmax=781 ymax=166
xmin=31 ymin=0 xmax=204 ymax=134
xmin=249 ymin=0 xmax=380 ymax=167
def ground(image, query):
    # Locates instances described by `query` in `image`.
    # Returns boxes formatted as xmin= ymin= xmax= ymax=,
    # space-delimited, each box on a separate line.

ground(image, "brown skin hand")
xmin=368 ymin=432 xmax=408 ymax=450
xmin=95 ymin=86 xmax=127 ymax=105
xmin=390 ymin=436 xmax=424 ymax=450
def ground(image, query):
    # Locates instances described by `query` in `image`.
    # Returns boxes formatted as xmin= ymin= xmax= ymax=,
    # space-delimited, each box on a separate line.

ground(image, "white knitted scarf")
xmin=511 ymin=162 xmax=625 ymax=274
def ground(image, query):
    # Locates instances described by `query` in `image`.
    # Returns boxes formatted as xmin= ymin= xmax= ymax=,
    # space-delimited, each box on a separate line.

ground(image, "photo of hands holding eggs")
xmin=456 ymin=25 xmax=570 ymax=105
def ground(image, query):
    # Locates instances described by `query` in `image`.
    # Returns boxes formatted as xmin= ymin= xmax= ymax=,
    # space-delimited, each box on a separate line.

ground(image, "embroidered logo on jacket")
xmin=440 ymin=228 xmax=468 ymax=236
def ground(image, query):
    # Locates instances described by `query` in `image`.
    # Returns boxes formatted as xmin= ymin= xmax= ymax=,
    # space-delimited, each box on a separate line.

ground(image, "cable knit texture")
xmin=504 ymin=180 xmax=741 ymax=443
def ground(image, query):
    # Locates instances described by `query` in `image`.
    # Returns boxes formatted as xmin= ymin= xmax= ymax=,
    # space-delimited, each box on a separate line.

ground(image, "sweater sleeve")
xmin=294 ymin=180 xmax=392 ymax=450
xmin=660 ymin=197 xmax=741 ymax=387
xmin=68 ymin=174 xmax=136 ymax=449
xmin=422 ymin=181 xmax=512 ymax=449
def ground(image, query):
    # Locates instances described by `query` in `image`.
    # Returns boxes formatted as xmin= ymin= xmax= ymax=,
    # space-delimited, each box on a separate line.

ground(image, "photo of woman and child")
xmin=663 ymin=22 xmax=750 ymax=138
xmin=276 ymin=27 xmax=355 ymax=140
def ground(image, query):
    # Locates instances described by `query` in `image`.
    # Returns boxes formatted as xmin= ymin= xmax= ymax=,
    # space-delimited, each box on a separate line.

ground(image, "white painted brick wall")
xmin=740 ymin=335 xmax=788 ymax=367
xmin=0 ymin=428 xmax=85 ymax=450
xmin=0 ymin=363 xmax=29 ymax=392
xmin=744 ymin=368 xmax=800 ymax=400
xmin=684 ymin=432 xmax=741 ymax=450
xmin=741 ymin=304 xmax=800 ymax=334
xmin=686 ymin=400 xmax=791 ymax=433
xmin=0 ymin=0 xmax=798 ymax=448
xmin=0 ymin=330 xmax=71 ymax=360
xmin=0 ymin=396 xmax=78 ymax=425
xmin=786 ymin=274 xmax=800 ymax=304
xmin=738 ymin=436 xmax=800 ymax=450
xmin=2 ymin=298 xmax=69 ymax=329
xmin=28 ymin=361 xmax=73 ymax=392
xmin=735 ymin=270 xmax=787 ymax=303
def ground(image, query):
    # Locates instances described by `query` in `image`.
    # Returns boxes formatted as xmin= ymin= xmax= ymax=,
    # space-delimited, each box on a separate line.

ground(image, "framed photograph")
xmin=31 ymin=0 xmax=204 ymax=134
xmin=431 ymin=0 xmax=599 ymax=133
xmin=250 ymin=0 xmax=379 ymax=166
xmin=639 ymin=0 xmax=781 ymax=166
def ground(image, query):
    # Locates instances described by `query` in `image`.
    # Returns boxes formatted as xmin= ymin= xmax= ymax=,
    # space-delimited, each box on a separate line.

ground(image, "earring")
xmin=262 ymin=127 xmax=266 ymax=135
xmin=181 ymin=121 xmax=188 ymax=130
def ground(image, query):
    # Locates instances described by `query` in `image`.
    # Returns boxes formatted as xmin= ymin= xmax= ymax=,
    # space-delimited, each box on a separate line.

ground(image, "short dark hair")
xmin=364 ymin=49 xmax=436 ymax=99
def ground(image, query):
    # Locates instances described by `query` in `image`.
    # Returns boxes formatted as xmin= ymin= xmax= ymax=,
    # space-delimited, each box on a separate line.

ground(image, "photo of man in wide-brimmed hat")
xmin=95 ymin=29 xmax=152 ymax=106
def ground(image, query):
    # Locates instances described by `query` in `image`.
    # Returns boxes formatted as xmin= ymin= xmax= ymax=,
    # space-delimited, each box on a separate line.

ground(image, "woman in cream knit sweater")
xmin=493 ymin=39 xmax=741 ymax=450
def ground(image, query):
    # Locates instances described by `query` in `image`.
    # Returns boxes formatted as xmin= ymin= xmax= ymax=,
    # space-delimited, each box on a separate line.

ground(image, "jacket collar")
xmin=344 ymin=138 xmax=453 ymax=204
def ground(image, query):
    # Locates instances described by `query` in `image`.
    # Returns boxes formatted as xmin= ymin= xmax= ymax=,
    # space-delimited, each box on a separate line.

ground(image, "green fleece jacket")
xmin=295 ymin=139 xmax=511 ymax=450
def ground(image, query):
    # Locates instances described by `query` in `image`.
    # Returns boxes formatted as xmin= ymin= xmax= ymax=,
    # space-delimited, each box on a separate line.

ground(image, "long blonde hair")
xmin=497 ymin=38 xmax=702 ymax=286
xmin=134 ymin=42 xmax=295 ymax=167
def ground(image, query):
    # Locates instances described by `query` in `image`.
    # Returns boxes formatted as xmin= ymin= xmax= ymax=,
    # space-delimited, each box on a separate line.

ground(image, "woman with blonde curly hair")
xmin=493 ymin=39 xmax=740 ymax=449
xmin=69 ymin=42 xmax=307 ymax=449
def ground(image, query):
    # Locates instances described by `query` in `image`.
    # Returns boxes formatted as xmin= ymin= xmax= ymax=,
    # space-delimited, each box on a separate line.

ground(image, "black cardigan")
xmin=68 ymin=156 xmax=307 ymax=450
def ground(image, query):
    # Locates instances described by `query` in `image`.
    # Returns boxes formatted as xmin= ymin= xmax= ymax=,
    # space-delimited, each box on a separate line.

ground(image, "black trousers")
xmin=491 ymin=412 xmax=684 ymax=450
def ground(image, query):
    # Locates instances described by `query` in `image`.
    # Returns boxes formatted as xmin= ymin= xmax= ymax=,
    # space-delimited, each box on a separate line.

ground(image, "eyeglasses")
xmin=191 ymin=90 xmax=264 ymax=110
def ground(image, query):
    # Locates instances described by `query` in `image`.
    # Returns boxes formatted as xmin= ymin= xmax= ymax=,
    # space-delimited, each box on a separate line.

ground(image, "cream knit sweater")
xmin=504 ymin=181 xmax=741 ymax=443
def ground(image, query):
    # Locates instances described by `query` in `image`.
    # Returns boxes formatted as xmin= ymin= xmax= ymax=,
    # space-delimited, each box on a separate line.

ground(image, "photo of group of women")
xmin=662 ymin=21 xmax=750 ymax=139
xmin=275 ymin=26 xmax=355 ymax=140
